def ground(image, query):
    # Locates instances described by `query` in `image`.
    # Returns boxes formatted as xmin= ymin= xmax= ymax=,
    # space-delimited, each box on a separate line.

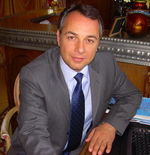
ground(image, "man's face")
xmin=57 ymin=11 xmax=100 ymax=72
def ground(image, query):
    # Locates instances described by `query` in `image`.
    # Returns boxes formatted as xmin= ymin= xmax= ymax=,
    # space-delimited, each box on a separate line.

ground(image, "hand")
xmin=85 ymin=123 xmax=116 ymax=155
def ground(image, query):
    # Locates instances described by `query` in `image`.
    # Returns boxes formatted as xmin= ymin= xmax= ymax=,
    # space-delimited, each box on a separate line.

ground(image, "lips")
xmin=72 ymin=56 xmax=84 ymax=62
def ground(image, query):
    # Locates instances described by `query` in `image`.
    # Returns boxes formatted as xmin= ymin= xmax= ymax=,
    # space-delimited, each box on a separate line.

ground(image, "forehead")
xmin=61 ymin=11 xmax=100 ymax=36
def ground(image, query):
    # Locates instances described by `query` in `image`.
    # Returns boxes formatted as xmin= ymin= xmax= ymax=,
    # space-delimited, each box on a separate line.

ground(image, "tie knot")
xmin=74 ymin=73 xmax=83 ymax=83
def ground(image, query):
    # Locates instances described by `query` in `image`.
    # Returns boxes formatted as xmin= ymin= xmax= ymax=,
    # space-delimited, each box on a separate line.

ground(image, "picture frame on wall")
xmin=109 ymin=16 xmax=126 ymax=37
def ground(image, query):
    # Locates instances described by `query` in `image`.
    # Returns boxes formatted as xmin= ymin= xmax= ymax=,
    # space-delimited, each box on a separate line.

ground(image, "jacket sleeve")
xmin=17 ymin=67 xmax=58 ymax=155
xmin=103 ymin=55 xmax=142 ymax=135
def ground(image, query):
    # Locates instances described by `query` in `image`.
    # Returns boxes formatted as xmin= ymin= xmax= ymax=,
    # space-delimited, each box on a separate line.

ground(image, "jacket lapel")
xmin=54 ymin=49 xmax=70 ymax=121
xmin=57 ymin=69 xmax=71 ymax=122
xmin=89 ymin=64 xmax=106 ymax=124
xmin=48 ymin=48 xmax=71 ymax=123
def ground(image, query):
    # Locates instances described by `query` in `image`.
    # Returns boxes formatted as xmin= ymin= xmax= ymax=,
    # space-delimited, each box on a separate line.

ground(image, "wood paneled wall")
xmin=0 ymin=0 xmax=48 ymax=17
xmin=0 ymin=46 xmax=9 ymax=114
xmin=118 ymin=62 xmax=150 ymax=97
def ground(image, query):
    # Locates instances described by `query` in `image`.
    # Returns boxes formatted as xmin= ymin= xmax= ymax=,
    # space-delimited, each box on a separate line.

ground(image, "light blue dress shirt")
xmin=60 ymin=57 xmax=92 ymax=143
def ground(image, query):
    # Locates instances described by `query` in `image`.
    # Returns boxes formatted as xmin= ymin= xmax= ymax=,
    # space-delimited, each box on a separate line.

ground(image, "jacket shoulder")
xmin=91 ymin=50 xmax=115 ymax=68
xmin=21 ymin=47 xmax=59 ymax=71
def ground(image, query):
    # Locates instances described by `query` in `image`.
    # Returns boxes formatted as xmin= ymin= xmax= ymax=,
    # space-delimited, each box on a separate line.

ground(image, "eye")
xmin=86 ymin=39 xmax=95 ymax=44
xmin=66 ymin=35 xmax=76 ymax=40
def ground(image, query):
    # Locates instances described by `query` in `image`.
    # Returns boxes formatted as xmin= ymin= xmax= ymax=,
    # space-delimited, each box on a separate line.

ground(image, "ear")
xmin=56 ymin=30 xmax=60 ymax=46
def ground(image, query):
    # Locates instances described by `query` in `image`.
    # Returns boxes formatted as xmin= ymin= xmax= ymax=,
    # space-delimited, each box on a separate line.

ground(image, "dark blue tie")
xmin=64 ymin=73 xmax=85 ymax=154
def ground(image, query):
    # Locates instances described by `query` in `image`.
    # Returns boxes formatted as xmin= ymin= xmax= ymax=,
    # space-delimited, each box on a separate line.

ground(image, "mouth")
xmin=72 ymin=56 xmax=84 ymax=62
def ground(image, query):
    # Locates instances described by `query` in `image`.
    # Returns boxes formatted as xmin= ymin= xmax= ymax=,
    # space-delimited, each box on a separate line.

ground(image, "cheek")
xmin=87 ymin=49 xmax=97 ymax=60
xmin=59 ymin=47 xmax=71 ymax=61
xmin=60 ymin=40 xmax=75 ymax=51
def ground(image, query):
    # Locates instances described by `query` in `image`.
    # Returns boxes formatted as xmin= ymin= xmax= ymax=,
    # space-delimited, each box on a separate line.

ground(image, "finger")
xmin=91 ymin=140 xmax=102 ymax=155
xmin=98 ymin=142 xmax=106 ymax=155
xmin=88 ymin=135 xmax=101 ymax=153
xmin=105 ymin=142 xmax=112 ymax=154
xmin=86 ymin=129 xmax=95 ymax=142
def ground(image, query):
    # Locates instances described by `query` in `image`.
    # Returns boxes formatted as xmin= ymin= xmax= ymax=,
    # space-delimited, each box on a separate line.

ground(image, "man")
xmin=8 ymin=4 xmax=142 ymax=155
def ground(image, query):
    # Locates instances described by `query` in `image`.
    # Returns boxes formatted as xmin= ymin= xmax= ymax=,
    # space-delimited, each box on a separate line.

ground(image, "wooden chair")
xmin=0 ymin=74 xmax=20 ymax=153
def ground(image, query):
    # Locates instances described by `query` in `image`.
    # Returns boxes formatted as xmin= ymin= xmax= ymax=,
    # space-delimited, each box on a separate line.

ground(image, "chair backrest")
xmin=13 ymin=74 xmax=20 ymax=108
xmin=0 ymin=74 xmax=20 ymax=153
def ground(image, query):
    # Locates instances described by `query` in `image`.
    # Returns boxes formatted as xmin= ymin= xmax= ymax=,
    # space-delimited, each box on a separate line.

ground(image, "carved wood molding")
xmin=0 ymin=27 xmax=150 ymax=66
xmin=101 ymin=37 xmax=150 ymax=67
xmin=0 ymin=27 xmax=57 ymax=51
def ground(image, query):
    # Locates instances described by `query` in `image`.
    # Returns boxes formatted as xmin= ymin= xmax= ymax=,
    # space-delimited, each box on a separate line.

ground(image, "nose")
xmin=75 ymin=40 xmax=85 ymax=54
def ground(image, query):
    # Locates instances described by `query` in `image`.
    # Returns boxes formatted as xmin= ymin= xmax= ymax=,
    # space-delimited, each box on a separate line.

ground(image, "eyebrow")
xmin=87 ymin=35 xmax=99 ymax=40
xmin=64 ymin=31 xmax=77 ymax=36
xmin=64 ymin=31 xmax=99 ymax=40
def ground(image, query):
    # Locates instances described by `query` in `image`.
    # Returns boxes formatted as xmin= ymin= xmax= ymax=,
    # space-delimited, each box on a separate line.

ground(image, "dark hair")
xmin=58 ymin=3 xmax=104 ymax=37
